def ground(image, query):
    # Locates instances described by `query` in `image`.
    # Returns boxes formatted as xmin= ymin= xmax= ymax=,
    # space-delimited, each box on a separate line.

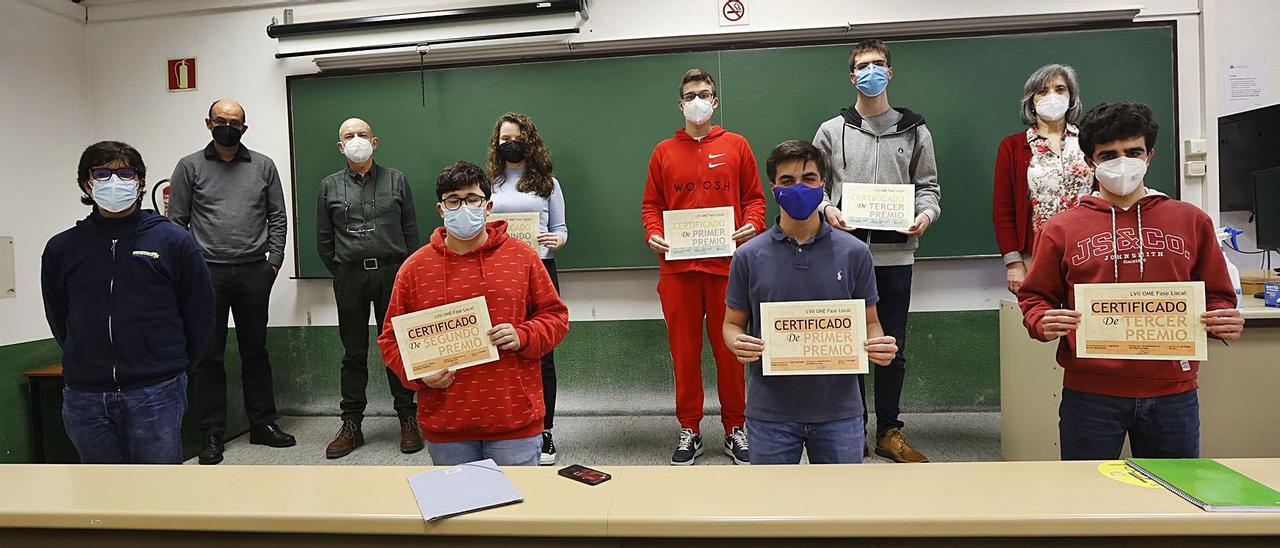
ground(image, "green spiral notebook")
xmin=1127 ymin=458 xmax=1280 ymax=512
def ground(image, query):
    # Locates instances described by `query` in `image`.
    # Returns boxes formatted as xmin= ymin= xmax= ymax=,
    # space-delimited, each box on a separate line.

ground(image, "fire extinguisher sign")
xmin=167 ymin=58 xmax=197 ymax=92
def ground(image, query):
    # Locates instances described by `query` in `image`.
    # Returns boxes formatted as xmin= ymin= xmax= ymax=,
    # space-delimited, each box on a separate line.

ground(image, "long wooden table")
xmin=1 ymin=460 xmax=1278 ymax=545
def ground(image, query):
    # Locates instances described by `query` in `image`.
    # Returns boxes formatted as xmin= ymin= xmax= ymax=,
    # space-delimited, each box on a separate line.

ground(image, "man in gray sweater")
xmin=813 ymin=39 xmax=941 ymax=463
xmin=170 ymin=98 xmax=294 ymax=465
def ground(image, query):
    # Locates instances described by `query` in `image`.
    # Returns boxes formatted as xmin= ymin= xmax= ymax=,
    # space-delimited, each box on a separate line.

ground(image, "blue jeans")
xmin=1059 ymin=387 xmax=1199 ymax=460
xmin=61 ymin=373 xmax=188 ymax=464
xmin=425 ymin=433 xmax=542 ymax=466
xmin=747 ymin=415 xmax=866 ymax=464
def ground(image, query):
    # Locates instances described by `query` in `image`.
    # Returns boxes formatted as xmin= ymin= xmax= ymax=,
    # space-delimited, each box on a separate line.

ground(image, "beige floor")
xmin=187 ymin=412 xmax=1001 ymax=466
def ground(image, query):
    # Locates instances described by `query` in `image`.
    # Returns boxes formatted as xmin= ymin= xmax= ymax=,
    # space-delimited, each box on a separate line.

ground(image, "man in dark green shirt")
xmin=316 ymin=118 xmax=422 ymax=458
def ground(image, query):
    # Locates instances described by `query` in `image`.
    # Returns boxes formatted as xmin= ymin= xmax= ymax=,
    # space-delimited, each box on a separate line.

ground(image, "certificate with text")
xmin=663 ymin=206 xmax=736 ymax=260
xmin=841 ymin=183 xmax=915 ymax=231
xmin=760 ymin=299 xmax=868 ymax=376
xmin=489 ymin=212 xmax=540 ymax=251
xmin=390 ymin=296 xmax=500 ymax=380
xmin=1074 ymin=282 xmax=1208 ymax=361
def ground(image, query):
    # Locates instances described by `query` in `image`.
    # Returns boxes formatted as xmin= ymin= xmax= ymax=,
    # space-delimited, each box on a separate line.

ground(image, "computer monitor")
xmin=1253 ymin=167 xmax=1280 ymax=251
xmin=1220 ymin=103 xmax=1280 ymax=212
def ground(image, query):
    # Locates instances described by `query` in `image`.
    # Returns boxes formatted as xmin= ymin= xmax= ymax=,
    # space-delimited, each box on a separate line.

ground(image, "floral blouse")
xmin=1026 ymin=125 xmax=1093 ymax=233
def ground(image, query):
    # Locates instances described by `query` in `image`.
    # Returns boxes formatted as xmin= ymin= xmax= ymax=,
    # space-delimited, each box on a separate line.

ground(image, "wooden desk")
xmin=1001 ymin=299 xmax=1280 ymax=460
xmin=22 ymin=363 xmax=63 ymax=464
xmin=0 ymin=461 xmax=1277 ymax=545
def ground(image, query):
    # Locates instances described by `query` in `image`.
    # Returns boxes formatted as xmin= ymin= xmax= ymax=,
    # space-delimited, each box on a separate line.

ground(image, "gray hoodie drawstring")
xmin=841 ymin=123 xmax=847 ymax=170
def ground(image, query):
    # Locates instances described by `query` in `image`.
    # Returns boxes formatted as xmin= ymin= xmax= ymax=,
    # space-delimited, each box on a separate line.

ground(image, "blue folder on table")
xmin=407 ymin=459 xmax=523 ymax=521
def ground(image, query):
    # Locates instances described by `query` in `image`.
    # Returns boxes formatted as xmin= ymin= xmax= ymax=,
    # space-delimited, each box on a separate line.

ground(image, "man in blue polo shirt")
xmin=723 ymin=140 xmax=899 ymax=464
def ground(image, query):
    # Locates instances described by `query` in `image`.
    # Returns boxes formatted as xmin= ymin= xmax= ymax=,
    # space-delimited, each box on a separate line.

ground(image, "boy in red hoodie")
xmin=642 ymin=68 xmax=767 ymax=465
xmin=378 ymin=161 xmax=568 ymax=466
xmin=1018 ymin=102 xmax=1244 ymax=460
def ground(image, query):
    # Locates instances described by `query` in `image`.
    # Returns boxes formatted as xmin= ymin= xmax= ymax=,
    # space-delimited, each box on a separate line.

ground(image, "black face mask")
xmin=498 ymin=140 xmax=527 ymax=163
xmin=212 ymin=125 xmax=243 ymax=148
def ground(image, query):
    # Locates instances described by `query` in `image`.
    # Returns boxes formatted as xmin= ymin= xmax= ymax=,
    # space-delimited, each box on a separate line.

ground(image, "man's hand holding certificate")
xmin=1073 ymin=282 xmax=1209 ymax=360
xmin=390 ymin=296 xmax=500 ymax=381
xmin=841 ymin=183 xmax=915 ymax=232
xmin=662 ymin=206 xmax=737 ymax=260
xmin=757 ymin=300 xmax=870 ymax=375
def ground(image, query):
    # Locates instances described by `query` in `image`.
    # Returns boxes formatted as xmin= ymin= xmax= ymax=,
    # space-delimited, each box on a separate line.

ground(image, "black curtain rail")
xmin=266 ymin=0 xmax=586 ymax=39
xmin=274 ymin=27 xmax=581 ymax=59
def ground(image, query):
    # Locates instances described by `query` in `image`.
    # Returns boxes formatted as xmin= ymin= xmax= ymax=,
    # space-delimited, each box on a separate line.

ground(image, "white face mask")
xmin=1094 ymin=156 xmax=1148 ymax=196
xmin=92 ymin=175 xmax=140 ymax=213
xmin=682 ymin=97 xmax=715 ymax=125
xmin=1035 ymin=93 xmax=1069 ymax=122
xmin=341 ymin=136 xmax=374 ymax=163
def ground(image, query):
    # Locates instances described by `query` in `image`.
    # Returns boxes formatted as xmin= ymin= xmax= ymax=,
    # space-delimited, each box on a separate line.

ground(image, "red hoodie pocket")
xmin=424 ymin=364 xmax=539 ymax=436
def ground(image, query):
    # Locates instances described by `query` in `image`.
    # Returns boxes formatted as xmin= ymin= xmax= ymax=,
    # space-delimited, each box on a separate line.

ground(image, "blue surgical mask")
xmin=91 ymin=175 xmax=140 ymax=213
xmin=774 ymin=184 xmax=825 ymax=221
xmin=855 ymin=65 xmax=889 ymax=97
xmin=443 ymin=204 xmax=487 ymax=240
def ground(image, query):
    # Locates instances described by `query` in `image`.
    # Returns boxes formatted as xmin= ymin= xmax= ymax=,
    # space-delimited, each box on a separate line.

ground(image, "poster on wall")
xmin=167 ymin=58 xmax=197 ymax=92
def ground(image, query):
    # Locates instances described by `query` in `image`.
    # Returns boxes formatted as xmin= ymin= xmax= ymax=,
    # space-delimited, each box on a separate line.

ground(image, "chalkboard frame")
xmin=285 ymin=20 xmax=1179 ymax=277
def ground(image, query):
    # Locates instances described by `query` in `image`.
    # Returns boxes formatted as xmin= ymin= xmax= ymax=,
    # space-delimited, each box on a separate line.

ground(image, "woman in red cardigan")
xmin=992 ymin=64 xmax=1093 ymax=293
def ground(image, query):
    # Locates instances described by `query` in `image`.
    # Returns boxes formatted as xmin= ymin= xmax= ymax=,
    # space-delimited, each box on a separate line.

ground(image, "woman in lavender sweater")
xmin=486 ymin=112 xmax=568 ymax=466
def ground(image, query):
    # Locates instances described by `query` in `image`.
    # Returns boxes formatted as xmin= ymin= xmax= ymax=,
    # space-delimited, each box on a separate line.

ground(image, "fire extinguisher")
xmin=174 ymin=59 xmax=190 ymax=89
xmin=151 ymin=179 xmax=171 ymax=216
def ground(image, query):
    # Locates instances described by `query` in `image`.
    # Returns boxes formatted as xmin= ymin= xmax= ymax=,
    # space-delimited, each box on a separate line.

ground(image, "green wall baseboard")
xmin=0 ymin=310 xmax=998 ymax=462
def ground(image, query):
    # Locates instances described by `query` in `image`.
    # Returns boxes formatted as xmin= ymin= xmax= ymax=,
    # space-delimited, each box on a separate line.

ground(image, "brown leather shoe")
xmin=874 ymin=428 xmax=928 ymax=463
xmin=399 ymin=416 xmax=424 ymax=454
xmin=325 ymin=419 xmax=363 ymax=459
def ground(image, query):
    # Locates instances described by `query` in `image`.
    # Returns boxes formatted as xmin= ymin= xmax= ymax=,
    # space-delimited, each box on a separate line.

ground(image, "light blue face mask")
xmin=855 ymin=65 xmax=889 ymax=97
xmin=91 ymin=175 xmax=140 ymax=213
xmin=443 ymin=203 xmax=487 ymax=240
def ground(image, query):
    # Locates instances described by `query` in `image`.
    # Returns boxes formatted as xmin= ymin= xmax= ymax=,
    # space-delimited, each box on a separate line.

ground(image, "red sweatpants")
xmin=657 ymin=271 xmax=746 ymax=433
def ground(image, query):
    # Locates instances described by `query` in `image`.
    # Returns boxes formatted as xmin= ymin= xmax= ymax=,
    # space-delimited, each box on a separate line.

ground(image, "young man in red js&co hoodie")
xmin=1018 ymin=102 xmax=1244 ymax=460
xmin=641 ymin=68 xmax=767 ymax=465
xmin=378 ymin=161 xmax=568 ymax=466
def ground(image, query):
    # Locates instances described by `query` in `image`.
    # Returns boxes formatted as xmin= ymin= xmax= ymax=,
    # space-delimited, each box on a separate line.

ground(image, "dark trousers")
xmin=1059 ymin=387 xmax=1200 ymax=460
xmin=541 ymin=258 xmax=559 ymax=430
xmin=334 ymin=262 xmax=415 ymax=422
xmin=195 ymin=261 xmax=279 ymax=437
xmin=860 ymin=265 xmax=911 ymax=437
xmin=62 ymin=374 xmax=187 ymax=464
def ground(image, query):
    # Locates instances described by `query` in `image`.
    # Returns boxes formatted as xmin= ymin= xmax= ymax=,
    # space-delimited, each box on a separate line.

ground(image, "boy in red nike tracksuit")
xmin=641 ymin=68 xmax=766 ymax=465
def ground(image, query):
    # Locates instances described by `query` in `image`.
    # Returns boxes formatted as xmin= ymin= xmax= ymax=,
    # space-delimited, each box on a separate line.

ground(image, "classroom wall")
xmin=0 ymin=0 xmax=93 ymax=461
xmin=0 ymin=0 xmax=1243 ymax=458
xmin=68 ymin=0 xmax=1203 ymax=336
xmin=1205 ymin=0 xmax=1280 ymax=269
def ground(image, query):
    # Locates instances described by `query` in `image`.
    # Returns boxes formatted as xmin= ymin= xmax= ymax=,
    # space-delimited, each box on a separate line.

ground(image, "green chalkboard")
xmin=288 ymin=25 xmax=1176 ymax=276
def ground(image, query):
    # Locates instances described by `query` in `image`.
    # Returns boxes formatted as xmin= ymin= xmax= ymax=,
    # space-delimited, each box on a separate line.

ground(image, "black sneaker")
xmin=198 ymin=435 xmax=224 ymax=465
xmin=670 ymin=428 xmax=703 ymax=465
xmin=724 ymin=426 xmax=749 ymax=465
xmin=539 ymin=431 xmax=557 ymax=466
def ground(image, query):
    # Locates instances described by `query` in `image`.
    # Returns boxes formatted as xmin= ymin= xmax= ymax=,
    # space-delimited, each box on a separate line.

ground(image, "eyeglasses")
xmin=680 ymin=91 xmax=716 ymax=102
xmin=441 ymin=194 xmax=487 ymax=210
xmin=89 ymin=167 xmax=138 ymax=181
xmin=853 ymin=60 xmax=888 ymax=72
xmin=209 ymin=116 xmax=245 ymax=129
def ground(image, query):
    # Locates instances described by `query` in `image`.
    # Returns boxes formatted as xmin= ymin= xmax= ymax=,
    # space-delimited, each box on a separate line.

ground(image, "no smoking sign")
xmin=719 ymin=0 xmax=749 ymax=26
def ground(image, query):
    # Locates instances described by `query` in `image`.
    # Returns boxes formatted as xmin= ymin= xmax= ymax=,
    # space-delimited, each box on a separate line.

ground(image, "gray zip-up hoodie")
xmin=813 ymin=106 xmax=941 ymax=266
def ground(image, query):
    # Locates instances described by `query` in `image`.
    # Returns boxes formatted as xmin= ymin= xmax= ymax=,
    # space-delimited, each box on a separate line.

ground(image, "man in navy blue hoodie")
xmin=42 ymin=141 xmax=215 ymax=464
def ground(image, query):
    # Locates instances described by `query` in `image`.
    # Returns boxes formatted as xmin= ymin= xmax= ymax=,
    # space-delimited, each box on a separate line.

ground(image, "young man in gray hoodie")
xmin=812 ymin=39 xmax=941 ymax=463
